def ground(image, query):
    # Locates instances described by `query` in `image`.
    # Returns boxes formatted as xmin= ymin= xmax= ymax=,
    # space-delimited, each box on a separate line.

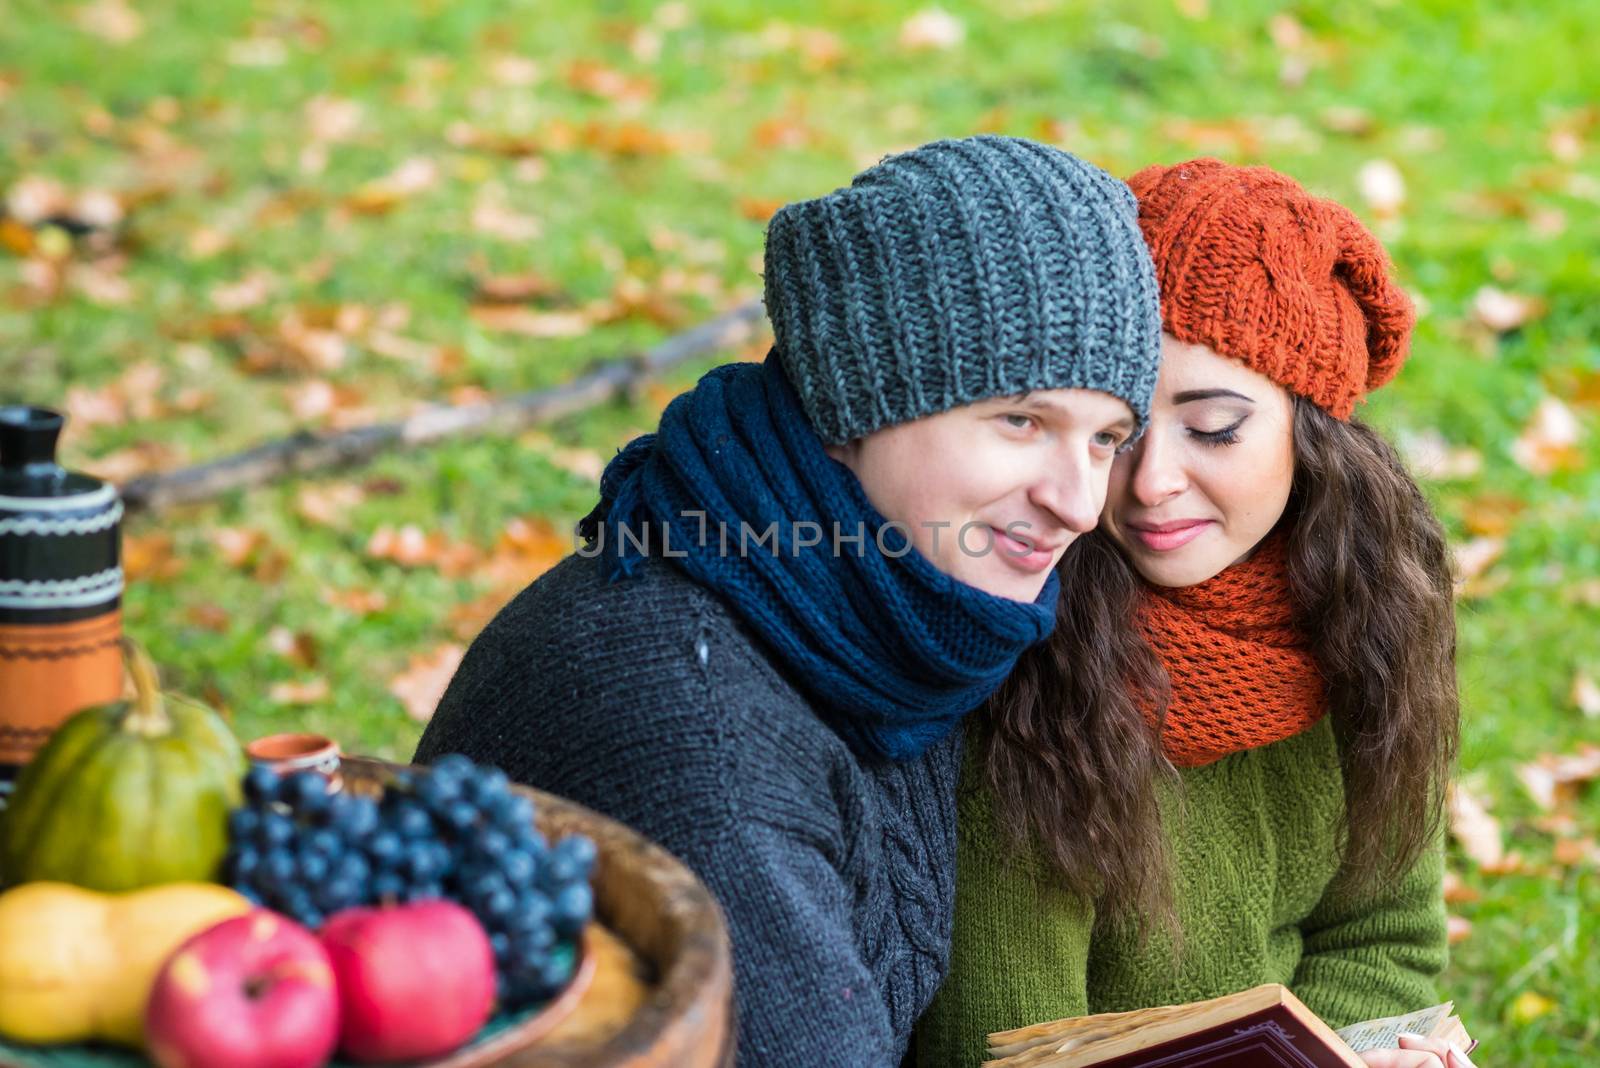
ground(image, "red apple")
xmin=145 ymin=910 xmax=340 ymax=1068
xmin=320 ymin=899 xmax=496 ymax=1063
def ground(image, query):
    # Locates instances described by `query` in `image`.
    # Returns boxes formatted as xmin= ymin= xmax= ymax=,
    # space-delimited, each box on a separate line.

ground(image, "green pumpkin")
xmin=0 ymin=639 xmax=245 ymax=892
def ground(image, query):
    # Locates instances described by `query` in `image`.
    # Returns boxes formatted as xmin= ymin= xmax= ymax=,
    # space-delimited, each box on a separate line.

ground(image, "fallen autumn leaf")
xmin=1448 ymin=782 xmax=1505 ymax=870
xmin=389 ymin=644 xmax=465 ymax=722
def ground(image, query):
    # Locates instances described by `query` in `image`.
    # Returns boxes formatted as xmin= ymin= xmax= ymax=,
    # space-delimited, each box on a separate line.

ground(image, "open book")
xmin=984 ymin=984 xmax=1476 ymax=1068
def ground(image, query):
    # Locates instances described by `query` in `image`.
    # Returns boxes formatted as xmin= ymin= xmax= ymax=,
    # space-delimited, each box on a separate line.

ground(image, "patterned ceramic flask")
xmin=0 ymin=406 xmax=124 ymax=788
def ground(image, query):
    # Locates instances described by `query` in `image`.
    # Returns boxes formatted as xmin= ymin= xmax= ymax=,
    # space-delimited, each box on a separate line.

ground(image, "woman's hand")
xmin=1356 ymin=1031 xmax=1479 ymax=1067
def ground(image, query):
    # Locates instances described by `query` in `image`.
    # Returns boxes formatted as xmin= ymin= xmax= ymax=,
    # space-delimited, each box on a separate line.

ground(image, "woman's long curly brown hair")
xmin=973 ymin=396 xmax=1460 ymax=926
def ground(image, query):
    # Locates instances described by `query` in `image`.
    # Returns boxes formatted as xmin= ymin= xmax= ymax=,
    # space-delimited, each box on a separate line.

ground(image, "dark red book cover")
xmin=1077 ymin=1003 xmax=1361 ymax=1068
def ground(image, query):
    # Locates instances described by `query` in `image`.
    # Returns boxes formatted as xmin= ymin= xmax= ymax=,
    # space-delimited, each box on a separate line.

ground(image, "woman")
xmin=415 ymin=135 xmax=1163 ymax=1067
xmin=916 ymin=159 xmax=1471 ymax=1068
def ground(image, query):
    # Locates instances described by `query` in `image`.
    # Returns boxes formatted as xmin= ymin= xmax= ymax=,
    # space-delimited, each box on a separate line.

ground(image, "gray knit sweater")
xmin=414 ymin=552 xmax=962 ymax=1067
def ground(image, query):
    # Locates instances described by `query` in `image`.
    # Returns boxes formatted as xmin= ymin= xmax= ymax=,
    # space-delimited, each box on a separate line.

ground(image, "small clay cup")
xmin=246 ymin=731 xmax=343 ymax=792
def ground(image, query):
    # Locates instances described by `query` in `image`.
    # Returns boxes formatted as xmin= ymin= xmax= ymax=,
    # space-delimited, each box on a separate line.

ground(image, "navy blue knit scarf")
xmin=576 ymin=355 xmax=1058 ymax=762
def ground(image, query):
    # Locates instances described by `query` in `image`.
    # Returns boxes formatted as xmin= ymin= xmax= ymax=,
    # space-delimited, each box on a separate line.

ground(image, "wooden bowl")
xmin=423 ymin=926 xmax=599 ymax=1067
xmin=342 ymin=758 xmax=735 ymax=1067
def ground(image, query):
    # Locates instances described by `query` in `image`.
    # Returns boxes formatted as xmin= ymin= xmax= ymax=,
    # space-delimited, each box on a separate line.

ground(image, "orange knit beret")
xmin=1127 ymin=158 xmax=1414 ymax=419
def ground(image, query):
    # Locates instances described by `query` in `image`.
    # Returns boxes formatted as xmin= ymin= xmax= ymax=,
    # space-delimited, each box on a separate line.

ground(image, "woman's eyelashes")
xmin=1187 ymin=417 xmax=1246 ymax=446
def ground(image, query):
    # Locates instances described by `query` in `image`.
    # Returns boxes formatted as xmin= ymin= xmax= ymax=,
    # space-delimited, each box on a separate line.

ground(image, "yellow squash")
xmin=0 ymin=881 xmax=250 ymax=1047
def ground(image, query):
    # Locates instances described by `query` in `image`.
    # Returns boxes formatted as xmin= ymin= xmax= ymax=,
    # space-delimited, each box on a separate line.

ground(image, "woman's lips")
xmin=1128 ymin=519 xmax=1214 ymax=552
xmin=991 ymin=527 xmax=1057 ymax=573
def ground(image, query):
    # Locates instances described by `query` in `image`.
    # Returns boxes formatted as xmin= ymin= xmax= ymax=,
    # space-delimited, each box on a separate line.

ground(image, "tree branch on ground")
xmin=120 ymin=300 xmax=767 ymax=514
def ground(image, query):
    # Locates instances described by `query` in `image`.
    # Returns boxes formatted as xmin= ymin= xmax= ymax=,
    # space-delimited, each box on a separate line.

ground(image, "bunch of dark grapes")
xmin=222 ymin=754 xmax=596 ymax=1007
xmin=223 ymin=767 xmax=379 ymax=926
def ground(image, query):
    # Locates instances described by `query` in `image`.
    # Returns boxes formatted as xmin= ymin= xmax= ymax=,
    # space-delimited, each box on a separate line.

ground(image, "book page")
xmin=1436 ymin=1017 xmax=1479 ymax=1054
xmin=1334 ymin=1003 xmax=1453 ymax=1053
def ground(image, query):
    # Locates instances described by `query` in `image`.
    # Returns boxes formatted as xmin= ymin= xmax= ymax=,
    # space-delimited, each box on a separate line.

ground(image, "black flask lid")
xmin=0 ymin=406 xmax=107 ymax=502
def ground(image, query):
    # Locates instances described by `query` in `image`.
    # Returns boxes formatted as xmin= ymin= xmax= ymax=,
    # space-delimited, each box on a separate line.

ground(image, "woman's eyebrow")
xmin=1171 ymin=388 xmax=1255 ymax=405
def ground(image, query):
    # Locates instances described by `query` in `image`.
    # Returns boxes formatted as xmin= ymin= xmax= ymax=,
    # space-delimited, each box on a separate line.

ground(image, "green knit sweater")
xmin=914 ymin=717 xmax=1447 ymax=1067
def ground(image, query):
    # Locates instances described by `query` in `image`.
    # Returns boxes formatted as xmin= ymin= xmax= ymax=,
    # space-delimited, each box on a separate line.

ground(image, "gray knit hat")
xmin=762 ymin=135 xmax=1161 ymax=445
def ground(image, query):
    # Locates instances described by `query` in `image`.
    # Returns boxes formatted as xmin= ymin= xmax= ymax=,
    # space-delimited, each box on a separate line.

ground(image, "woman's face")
xmin=1102 ymin=334 xmax=1296 ymax=588
xmin=828 ymin=388 xmax=1137 ymax=602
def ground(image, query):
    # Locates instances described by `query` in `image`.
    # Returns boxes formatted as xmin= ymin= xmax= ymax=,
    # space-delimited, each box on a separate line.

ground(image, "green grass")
xmin=2 ymin=0 xmax=1597 ymax=1060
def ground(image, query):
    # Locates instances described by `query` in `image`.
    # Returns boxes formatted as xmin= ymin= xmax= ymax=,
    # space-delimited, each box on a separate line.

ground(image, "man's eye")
xmin=1003 ymin=413 xmax=1034 ymax=430
xmin=1092 ymin=430 xmax=1123 ymax=449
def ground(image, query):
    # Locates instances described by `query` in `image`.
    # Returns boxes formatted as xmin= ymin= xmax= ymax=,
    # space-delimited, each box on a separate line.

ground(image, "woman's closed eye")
xmin=1188 ymin=418 xmax=1246 ymax=446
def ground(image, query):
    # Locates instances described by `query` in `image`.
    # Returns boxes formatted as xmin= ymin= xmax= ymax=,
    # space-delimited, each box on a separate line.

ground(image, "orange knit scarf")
xmin=1135 ymin=532 xmax=1326 ymax=768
